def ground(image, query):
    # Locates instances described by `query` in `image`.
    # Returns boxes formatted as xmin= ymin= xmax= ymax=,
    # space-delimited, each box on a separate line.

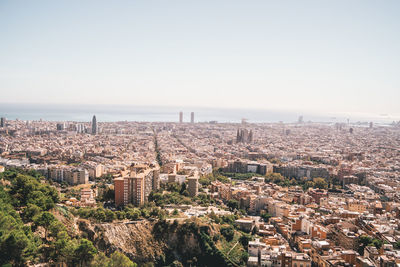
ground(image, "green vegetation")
xmin=260 ymin=212 xmax=272 ymax=222
xmin=216 ymin=228 xmax=249 ymax=266
xmin=218 ymin=172 xmax=256 ymax=180
xmin=98 ymin=185 xmax=115 ymax=202
xmin=71 ymin=207 xmax=117 ymax=222
xmin=202 ymin=168 xmax=332 ymax=192
xmin=153 ymin=129 xmax=163 ymax=166
xmin=149 ymin=190 xmax=192 ymax=206
xmin=0 ymin=168 xmax=138 ymax=266
xmin=149 ymin=182 xmax=215 ymax=207
xmin=152 ymin=219 xmax=249 ymax=267
xmin=96 ymin=173 xmax=114 ymax=184
xmin=208 ymin=212 xmax=239 ymax=225
xmin=358 ymin=235 xmax=384 ymax=255
xmin=238 ymin=234 xmax=252 ymax=247
xmin=0 ymin=169 xmax=60 ymax=265
xmin=199 ymin=171 xmax=231 ymax=185
xmin=220 ymin=226 xmax=235 ymax=241
xmin=0 ymin=185 xmax=40 ymax=265
xmin=227 ymin=199 xmax=239 ymax=211
xmin=71 ymin=203 xmax=167 ymax=222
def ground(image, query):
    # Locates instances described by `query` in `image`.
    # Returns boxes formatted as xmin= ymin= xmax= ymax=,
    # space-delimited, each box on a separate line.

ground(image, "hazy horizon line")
xmin=0 ymin=101 xmax=398 ymax=118
xmin=0 ymin=102 xmax=399 ymax=124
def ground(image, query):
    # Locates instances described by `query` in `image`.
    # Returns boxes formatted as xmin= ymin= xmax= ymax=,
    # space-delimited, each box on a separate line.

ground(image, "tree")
xmin=227 ymin=199 xmax=239 ymax=211
xmin=74 ymin=238 xmax=97 ymax=267
xmin=105 ymin=209 xmax=116 ymax=222
xmin=313 ymin=178 xmax=328 ymax=189
xmin=9 ymin=173 xmax=59 ymax=210
xmin=358 ymin=235 xmax=383 ymax=255
xmin=179 ymin=183 xmax=187 ymax=195
xmin=169 ymin=261 xmax=183 ymax=267
xmin=251 ymin=226 xmax=259 ymax=235
xmin=94 ymin=208 xmax=106 ymax=222
xmin=126 ymin=208 xmax=141 ymax=220
xmin=90 ymin=252 xmax=110 ymax=267
xmin=22 ymin=204 xmax=41 ymax=222
xmin=109 ymin=251 xmax=136 ymax=267
xmin=141 ymin=208 xmax=150 ymax=218
xmin=265 ymin=173 xmax=284 ymax=184
xmin=241 ymin=251 xmax=249 ymax=264
xmin=49 ymin=220 xmax=66 ymax=238
xmin=33 ymin=211 xmax=56 ymax=239
xmin=372 ymin=239 xmax=383 ymax=249
xmin=304 ymin=181 xmax=315 ymax=190
xmin=220 ymin=226 xmax=235 ymax=241
xmin=101 ymin=187 xmax=115 ymax=202
xmin=50 ymin=231 xmax=76 ymax=264
xmin=116 ymin=211 xmax=126 ymax=220
xmin=239 ymin=234 xmax=252 ymax=247
xmin=0 ymin=229 xmax=32 ymax=266
xmin=260 ymin=212 xmax=272 ymax=223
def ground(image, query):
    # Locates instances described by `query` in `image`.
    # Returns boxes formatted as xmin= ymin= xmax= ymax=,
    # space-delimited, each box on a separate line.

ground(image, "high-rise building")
xmin=92 ymin=115 xmax=97 ymax=135
xmin=114 ymin=167 xmax=160 ymax=207
xmin=67 ymin=169 xmax=89 ymax=185
xmin=76 ymin=123 xmax=85 ymax=133
xmin=56 ymin=123 xmax=65 ymax=131
xmin=48 ymin=167 xmax=89 ymax=185
xmin=0 ymin=117 xmax=6 ymax=128
xmin=114 ymin=176 xmax=144 ymax=207
xmin=191 ymin=112 xmax=194 ymax=123
xmin=187 ymin=177 xmax=199 ymax=197
xmin=179 ymin=111 xmax=183 ymax=123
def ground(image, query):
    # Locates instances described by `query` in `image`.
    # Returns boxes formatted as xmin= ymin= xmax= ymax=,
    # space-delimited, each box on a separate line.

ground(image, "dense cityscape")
xmin=1 ymin=113 xmax=400 ymax=266
xmin=1 ymin=1 xmax=400 ymax=266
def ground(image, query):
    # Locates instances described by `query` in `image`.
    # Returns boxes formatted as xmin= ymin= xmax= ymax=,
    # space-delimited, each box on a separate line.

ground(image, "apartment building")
xmin=114 ymin=166 xmax=160 ymax=207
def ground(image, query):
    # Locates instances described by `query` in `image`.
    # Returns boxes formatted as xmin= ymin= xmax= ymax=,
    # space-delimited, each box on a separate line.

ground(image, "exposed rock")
xmin=79 ymin=220 xmax=166 ymax=264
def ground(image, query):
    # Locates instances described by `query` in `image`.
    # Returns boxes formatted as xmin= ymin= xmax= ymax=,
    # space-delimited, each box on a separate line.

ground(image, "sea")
xmin=0 ymin=103 xmax=397 ymax=124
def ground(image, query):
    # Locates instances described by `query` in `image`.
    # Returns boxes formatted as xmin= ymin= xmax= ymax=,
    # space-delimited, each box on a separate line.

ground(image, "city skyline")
xmin=2 ymin=1 xmax=400 ymax=267
xmin=1 ymin=1 xmax=400 ymax=116
xmin=0 ymin=103 xmax=397 ymax=124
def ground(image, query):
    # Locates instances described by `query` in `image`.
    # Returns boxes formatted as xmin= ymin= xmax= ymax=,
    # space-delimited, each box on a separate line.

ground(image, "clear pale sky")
xmin=0 ymin=1 xmax=399 ymax=117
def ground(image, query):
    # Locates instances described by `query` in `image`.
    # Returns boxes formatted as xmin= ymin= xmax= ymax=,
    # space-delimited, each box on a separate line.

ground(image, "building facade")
xmin=114 ymin=167 xmax=160 ymax=207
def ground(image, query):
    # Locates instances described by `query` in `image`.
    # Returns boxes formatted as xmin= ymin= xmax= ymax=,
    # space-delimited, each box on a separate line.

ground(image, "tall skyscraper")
xmin=190 ymin=112 xmax=194 ymax=123
xmin=179 ymin=111 xmax=183 ymax=123
xmin=92 ymin=115 xmax=97 ymax=135
xmin=0 ymin=117 xmax=6 ymax=128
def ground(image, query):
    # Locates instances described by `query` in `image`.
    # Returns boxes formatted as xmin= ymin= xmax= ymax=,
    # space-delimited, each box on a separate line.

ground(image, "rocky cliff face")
xmin=78 ymin=220 xmax=166 ymax=264
xmin=77 ymin=218 xmax=216 ymax=265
